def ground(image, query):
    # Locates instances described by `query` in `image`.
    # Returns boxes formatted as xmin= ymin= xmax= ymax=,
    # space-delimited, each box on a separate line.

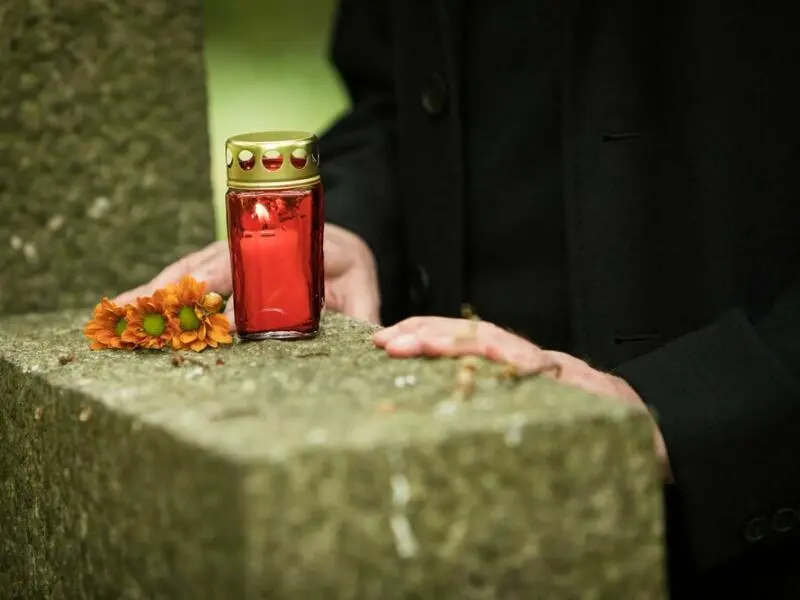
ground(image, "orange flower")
xmin=84 ymin=298 xmax=132 ymax=350
xmin=166 ymin=276 xmax=232 ymax=352
xmin=122 ymin=289 xmax=178 ymax=350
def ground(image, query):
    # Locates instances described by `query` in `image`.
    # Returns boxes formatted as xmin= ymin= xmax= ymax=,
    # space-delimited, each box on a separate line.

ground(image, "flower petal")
xmin=209 ymin=327 xmax=232 ymax=344
xmin=180 ymin=331 xmax=198 ymax=344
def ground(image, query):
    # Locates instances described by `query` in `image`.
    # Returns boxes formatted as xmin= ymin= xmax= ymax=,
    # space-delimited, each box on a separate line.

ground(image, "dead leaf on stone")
xmin=58 ymin=353 xmax=76 ymax=366
xmin=216 ymin=358 xmax=225 ymax=366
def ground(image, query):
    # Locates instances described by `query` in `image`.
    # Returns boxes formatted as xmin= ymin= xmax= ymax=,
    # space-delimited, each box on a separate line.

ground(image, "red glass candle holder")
xmin=225 ymin=132 xmax=324 ymax=340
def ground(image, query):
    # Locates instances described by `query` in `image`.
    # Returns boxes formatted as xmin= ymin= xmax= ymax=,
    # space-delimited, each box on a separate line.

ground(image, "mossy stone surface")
xmin=0 ymin=310 xmax=666 ymax=599
xmin=0 ymin=0 xmax=214 ymax=316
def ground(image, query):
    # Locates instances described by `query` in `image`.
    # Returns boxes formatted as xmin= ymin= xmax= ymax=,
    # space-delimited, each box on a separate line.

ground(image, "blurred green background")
xmin=203 ymin=0 xmax=348 ymax=238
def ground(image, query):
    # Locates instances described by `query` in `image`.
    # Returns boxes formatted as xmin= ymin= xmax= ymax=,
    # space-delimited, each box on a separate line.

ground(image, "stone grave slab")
xmin=0 ymin=310 xmax=666 ymax=599
xmin=0 ymin=0 xmax=215 ymax=316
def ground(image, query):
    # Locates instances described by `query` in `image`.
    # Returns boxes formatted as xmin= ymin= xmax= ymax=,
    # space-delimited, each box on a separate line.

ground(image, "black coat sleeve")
xmin=613 ymin=280 xmax=800 ymax=573
xmin=318 ymin=0 xmax=408 ymax=323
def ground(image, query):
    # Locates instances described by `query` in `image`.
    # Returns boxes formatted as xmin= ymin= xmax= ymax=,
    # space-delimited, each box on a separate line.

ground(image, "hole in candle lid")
xmin=290 ymin=148 xmax=308 ymax=169
xmin=238 ymin=149 xmax=255 ymax=170
xmin=226 ymin=148 xmax=233 ymax=167
xmin=262 ymin=150 xmax=283 ymax=171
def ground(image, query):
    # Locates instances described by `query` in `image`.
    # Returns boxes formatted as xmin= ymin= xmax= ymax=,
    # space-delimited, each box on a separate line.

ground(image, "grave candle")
xmin=225 ymin=132 xmax=324 ymax=340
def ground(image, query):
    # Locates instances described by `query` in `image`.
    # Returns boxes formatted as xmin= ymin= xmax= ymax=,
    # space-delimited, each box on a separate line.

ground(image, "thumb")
xmin=223 ymin=297 xmax=236 ymax=332
xmin=339 ymin=268 xmax=381 ymax=325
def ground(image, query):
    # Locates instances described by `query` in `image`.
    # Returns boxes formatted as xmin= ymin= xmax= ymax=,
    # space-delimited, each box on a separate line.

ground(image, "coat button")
xmin=409 ymin=264 xmax=431 ymax=313
xmin=744 ymin=516 xmax=769 ymax=543
xmin=771 ymin=508 xmax=797 ymax=533
xmin=421 ymin=72 xmax=448 ymax=116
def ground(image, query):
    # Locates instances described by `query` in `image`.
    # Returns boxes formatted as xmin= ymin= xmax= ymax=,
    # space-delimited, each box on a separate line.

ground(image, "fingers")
xmin=339 ymin=263 xmax=381 ymax=323
xmin=113 ymin=241 xmax=231 ymax=305
xmin=372 ymin=316 xmax=569 ymax=376
xmin=332 ymin=276 xmax=380 ymax=324
xmin=325 ymin=262 xmax=380 ymax=324
xmin=374 ymin=317 xmax=525 ymax=353
xmin=341 ymin=294 xmax=381 ymax=324
xmin=324 ymin=227 xmax=381 ymax=324
xmin=371 ymin=316 xmax=648 ymax=434
xmin=223 ymin=298 xmax=236 ymax=332
xmin=373 ymin=317 xmax=468 ymax=346
xmin=113 ymin=282 xmax=160 ymax=306
xmin=383 ymin=331 xmax=483 ymax=358
xmin=150 ymin=240 xmax=229 ymax=289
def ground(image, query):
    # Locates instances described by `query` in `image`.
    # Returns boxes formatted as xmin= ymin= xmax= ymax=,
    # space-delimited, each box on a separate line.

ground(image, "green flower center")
xmin=179 ymin=305 xmax=201 ymax=331
xmin=114 ymin=318 xmax=127 ymax=336
xmin=142 ymin=313 xmax=166 ymax=337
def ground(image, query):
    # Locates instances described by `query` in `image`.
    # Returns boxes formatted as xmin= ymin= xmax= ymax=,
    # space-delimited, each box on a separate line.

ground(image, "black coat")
xmin=320 ymin=0 xmax=800 ymax=597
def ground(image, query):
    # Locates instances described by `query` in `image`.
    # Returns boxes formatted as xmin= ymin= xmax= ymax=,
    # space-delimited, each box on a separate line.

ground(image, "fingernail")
xmin=389 ymin=334 xmax=418 ymax=351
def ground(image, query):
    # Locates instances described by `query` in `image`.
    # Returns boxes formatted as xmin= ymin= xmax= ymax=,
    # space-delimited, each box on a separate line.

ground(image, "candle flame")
xmin=253 ymin=203 xmax=270 ymax=225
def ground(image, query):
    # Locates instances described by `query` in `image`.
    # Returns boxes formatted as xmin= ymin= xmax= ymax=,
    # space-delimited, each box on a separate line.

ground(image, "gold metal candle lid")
xmin=226 ymin=131 xmax=320 ymax=189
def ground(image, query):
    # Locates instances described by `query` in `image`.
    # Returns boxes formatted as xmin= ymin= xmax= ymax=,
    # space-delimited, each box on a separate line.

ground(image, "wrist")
xmin=611 ymin=375 xmax=674 ymax=483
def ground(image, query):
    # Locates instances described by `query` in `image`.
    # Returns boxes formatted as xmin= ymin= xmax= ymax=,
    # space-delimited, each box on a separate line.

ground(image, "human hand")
xmin=113 ymin=240 xmax=235 ymax=325
xmin=113 ymin=224 xmax=381 ymax=329
xmin=373 ymin=316 xmax=672 ymax=482
xmin=323 ymin=224 xmax=381 ymax=324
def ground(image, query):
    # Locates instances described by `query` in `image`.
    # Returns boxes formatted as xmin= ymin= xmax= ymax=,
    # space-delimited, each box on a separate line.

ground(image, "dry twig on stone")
xmin=495 ymin=354 xmax=563 ymax=383
xmin=451 ymin=304 xmax=483 ymax=401
xmin=292 ymin=350 xmax=330 ymax=358
xmin=170 ymin=352 xmax=212 ymax=371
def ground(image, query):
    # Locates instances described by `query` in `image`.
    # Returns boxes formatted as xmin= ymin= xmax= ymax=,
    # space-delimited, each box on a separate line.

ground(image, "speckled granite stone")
xmin=0 ymin=310 xmax=666 ymax=599
xmin=0 ymin=0 xmax=215 ymax=316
